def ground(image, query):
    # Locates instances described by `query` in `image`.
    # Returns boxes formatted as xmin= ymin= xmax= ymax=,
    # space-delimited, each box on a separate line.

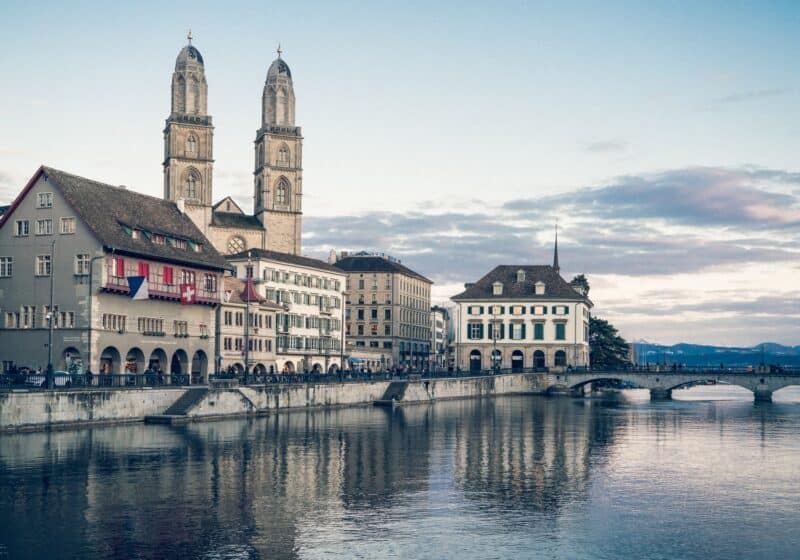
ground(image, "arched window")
xmin=275 ymin=178 xmax=290 ymax=206
xmin=175 ymin=76 xmax=186 ymax=113
xmin=186 ymin=134 xmax=198 ymax=156
xmin=185 ymin=172 xmax=198 ymax=199
xmin=190 ymin=77 xmax=200 ymax=114
xmin=278 ymin=144 xmax=290 ymax=166
xmin=555 ymin=350 xmax=567 ymax=367
xmin=255 ymin=179 xmax=263 ymax=209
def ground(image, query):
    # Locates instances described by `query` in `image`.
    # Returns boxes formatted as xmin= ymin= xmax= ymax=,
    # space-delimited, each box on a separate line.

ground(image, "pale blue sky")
xmin=1 ymin=1 xmax=799 ymax=345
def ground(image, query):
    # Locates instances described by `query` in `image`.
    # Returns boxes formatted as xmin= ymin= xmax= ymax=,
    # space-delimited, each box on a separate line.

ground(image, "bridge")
xmin=542 ymin=367 xmax=799 ymax=402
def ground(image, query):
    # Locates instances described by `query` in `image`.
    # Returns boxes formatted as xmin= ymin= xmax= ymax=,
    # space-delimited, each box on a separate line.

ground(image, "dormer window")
xmin=534 ymin=281 xmax=545 ymax=295
xmin=492 ymin=281 xmax=503 ymax=296
xmin=516 ymin=269 xmax=526 ymax=282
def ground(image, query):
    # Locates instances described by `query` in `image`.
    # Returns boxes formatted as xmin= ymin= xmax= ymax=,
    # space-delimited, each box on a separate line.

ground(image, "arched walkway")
xmin=328 ymin=364 xmax=340 ymax=374
xmin=283 ymin=361 xmax=296 ymax=373
xmin=171 ymin=349 xmax=189 ymax=376
xmin=125 ymin=347 xmax=145 ymax=375
xmin=491 ymin=349 xmax=502 ymax=369
xmin=469 ymin=350 xmax=482 ymax=373
xmin=191 ymin=350 xmax=208 ymax=384
xmin=533 ymin=350 xmax=546 ymax=369
xmin=511 ymin=350 xmax=523 ymax=373
xmin=149 ymin=348 xmax=168 ymax=373
xmin=312 ymin=363 xmax=323 ymax=373
xmin=99 ymin=346 xmax=120 ymax=375
xmin=554 ymin=350 xmax=567 ymax=367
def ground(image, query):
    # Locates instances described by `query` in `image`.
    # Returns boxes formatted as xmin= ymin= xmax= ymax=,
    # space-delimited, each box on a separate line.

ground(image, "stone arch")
xmin=328 ymin=364 xmax=340 ymax=374
xmin=99 ymin=346 xmax=120 ymax=375
xmin=511 ymin=349 xmax=524 ymax=373
xmin=274 ymin=176 xmax=291 ymax=206
xmin=554 ymin=350 xmax=567 ymax=367
xmin=171 ymin=349 xmax=189 ymax=376
xmin=191 ymin=350 xmax=208 ymax=384
xmin=182 ymin=167 xmax=201 ymax=200
xmin=231 ymin=363 xmax=244 ymax=375
xmin=61 ymin=347 xmax=82 ymax=374
xmin=253 ymin=363 xmax=267 ymax=376
xmin=125 ymin=347 xmax=145 ymax=374
xmin=278 ymin=143 xmax=290 ymax=166
xmin=312 ymin=362 xmax=323 ymax=373
xmin=491 ymin=349 xmax=502 ymax=369
xmin=533 ymin=350 xmax=546 ymax=369
xmin=283 ymin=361 xmax=295 ymax=373
xmin=149 ymin=348 xmax=168 ymax=373
xmin=469 ymin=349 xmax=482 ymax=373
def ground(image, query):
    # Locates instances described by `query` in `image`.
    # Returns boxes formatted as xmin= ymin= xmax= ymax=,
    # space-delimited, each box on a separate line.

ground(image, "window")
xmin=75 ymin=254 xmax=90 ymax=275
xmin=36 ymin=219 xmax=53 ymax=235
xmin=278 ymin=145 xmax=290 ymax=165
xmin=384 ymin=324 xmax=391 ymax=335
xmin=275 ymin=178 xmax=290 ymax=205
xmin=468 ymin=323 xmax=483 ymax=340
xmin=467 ymin=305 xmax=483 ymax=315
xmin=60 ymin=217 xmax=76 ymax=234
xmin=138 ymin=262 xmax=149 ymax=278
xmin=357 ymin=309 xmax=364 ymax=320
xmin=358 ymin=279 xmax=365 ymax=289
xmin=371 ymin=324 xmax=378 ymax=335
xmin=510 ymin=323 xmax=525 ymax=340
xmin=163 ymin=266 xmax=174 ymax=285
xmin=555 ymin=323 xmax=566 ymax=341
xmin=492 ymin=282 xmax=503 ymax=295
xmin=186 ymin=134 xmax=198 ymax=156
xmin=0 ymin=257 xmax=11 ymax=277
xmin=552 ymin=305 xmax=569 ymax=316
xmin=174 ymin=320 xmax=189 ymax=336
xmin=371 ymin=308 xmax=378 ymax=320
xmin=186 ymin=173 xmax=198 ymax=199
xmin=531 ymin=305 xmax=548 ymax=315
xmin=384 ymin=309 xmax=391 ymax=320
xmin=37 ymin=192 xmax=53 ymax=208
xmin=227 ymin=236 xmax=245 ymax=255
xmin=534 ymin=322 xmax=544 ymax=340
xmin=152 ymin=234 xmax=166 ymax=245
xmin=36 ymin=255 xmax=51 ymax=276
xmin=357 ymin=324 xmax=364 ymax=335
xmin=181 ymin=269 xmax=196 ymax=285
xmin=204 ymin=273 xmax=217 ymax=292
xmin=102 ymin=313 xmax=126 ymax=332
xmin=516 ymin=269 xmax=526 ymax=282
xmin=14 ymin=220 xmax=29 ymax=237
xmin=23 ymin=306 xmax=36 ymax=328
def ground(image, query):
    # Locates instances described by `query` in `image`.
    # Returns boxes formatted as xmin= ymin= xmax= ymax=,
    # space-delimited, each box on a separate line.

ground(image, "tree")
xmin=570 ymin=274 xmax=590 ymax=296
xmin=589 ymin=316 xmax=632 ymax=369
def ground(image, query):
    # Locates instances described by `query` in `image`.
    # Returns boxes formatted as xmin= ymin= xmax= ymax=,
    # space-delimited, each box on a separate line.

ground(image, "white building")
xmin=430 ymin=306 xmax=449 ymax=369
xmin=226 ymin=249 xmax=345 ymax=373
xmin=451 ymin=255 xmax=591 ymax=373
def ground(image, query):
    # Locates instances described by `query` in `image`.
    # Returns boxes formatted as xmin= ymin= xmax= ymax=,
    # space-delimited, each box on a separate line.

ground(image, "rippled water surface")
xmin=2 ymin=388 xmax=800 ymax=559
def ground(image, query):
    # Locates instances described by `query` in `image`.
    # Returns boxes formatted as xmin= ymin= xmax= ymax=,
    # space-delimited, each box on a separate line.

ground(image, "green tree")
xmin=589 ymin=316 xmax=632 ymax=369
xmin=570 ymin=274 xmax=590 ymax=296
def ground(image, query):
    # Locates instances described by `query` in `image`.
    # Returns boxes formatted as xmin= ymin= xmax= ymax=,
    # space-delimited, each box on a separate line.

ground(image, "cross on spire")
xmin=277 ymin=43 xmax=283 ymax=58
xmin=187 ymin=29 xmax=193 ymax=45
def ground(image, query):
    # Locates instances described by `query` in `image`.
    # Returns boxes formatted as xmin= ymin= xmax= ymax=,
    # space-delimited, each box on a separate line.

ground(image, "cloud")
xmin=707 ymin=88 xmax=788 ymax=108
xmin=581 ymin=139 xmax=627 ymax=154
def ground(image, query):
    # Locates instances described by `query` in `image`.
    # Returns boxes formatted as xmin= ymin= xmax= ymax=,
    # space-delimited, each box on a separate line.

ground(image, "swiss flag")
xmin=179 ymin=283 xmax=197 ymax=305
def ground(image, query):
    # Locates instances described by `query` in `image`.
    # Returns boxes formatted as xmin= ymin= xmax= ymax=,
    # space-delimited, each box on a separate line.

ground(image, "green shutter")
xmin=500 ymin=306 xmax=505 ymax=314
xmin=564 ymin=306 xmax=569 ymax=315
xmin=487 ymin=323 xmax=493 ymax=340
xmin=480 ymin=306 xmax=484 ymax=315
xmin=551 ymin=306 xmax=557 ymax=314
xmin=543 ymin=306 xmax=548 ymax=315
xmin=499 ymin=323 xmax=505 ymax=340
xmin=478 ymin=323 xmax=484 ymax=339
xmin=521 ymin=323 xmax=526 ymax=339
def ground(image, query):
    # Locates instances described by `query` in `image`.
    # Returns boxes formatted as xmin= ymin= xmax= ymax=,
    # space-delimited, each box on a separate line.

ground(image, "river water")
xmin=1 ymin=387 xmax=799 ymax=559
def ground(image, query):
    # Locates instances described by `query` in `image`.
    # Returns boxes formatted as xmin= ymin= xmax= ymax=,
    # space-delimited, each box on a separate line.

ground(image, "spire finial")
xmin=277 ymin=43 xmax=283 ymax=58
xmin=553 ymin=221 xmax=560 ymax=275
xmin=187 ymin=29 xmax=193 ymax=45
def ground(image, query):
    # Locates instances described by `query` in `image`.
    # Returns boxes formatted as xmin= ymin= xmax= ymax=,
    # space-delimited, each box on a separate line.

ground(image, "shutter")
xmin=521 ymin=323 xmax=526 ymax=339
xmin=543 ymin=306 xmax=548 ymax=315
xmin=138 ymin=262 xmax=149 ymax=277
xmin=564 ymin=306 xmax=569 ymax=315
xmin=551 ymin=306 xmax=557 ymax=315
xmin=164 ymin=266 xmax=173 ymax=285
xmin=500 ymin=323 xmax=505 ymax=339
xmin=478 ymin=323 xmax=484 ymax=339
xmin=500 ymin=306 xmax=505 ymax=314
xmin=487 ymin=323 xmax=493 ymax=340
xmin=115 ymin=257 xmax=124 ymax=277
xmin=530 ymin=306 xmax=535 ymax=315
xmin=479 ymin=306 xmax=484 ymax=314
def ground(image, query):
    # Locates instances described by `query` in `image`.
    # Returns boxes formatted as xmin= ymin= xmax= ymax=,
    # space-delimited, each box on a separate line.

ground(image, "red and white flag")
xmin=180 ymin=283 xmax=197 ymax=305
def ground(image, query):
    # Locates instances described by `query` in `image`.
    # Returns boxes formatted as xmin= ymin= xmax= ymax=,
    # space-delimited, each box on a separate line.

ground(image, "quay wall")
xmin=0 ymin=374 xmax=546 ymax=431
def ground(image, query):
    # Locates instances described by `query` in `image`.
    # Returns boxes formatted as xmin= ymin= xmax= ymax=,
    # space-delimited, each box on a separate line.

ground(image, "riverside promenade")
xmin=2 ymin=367 xmax=798 ymax=432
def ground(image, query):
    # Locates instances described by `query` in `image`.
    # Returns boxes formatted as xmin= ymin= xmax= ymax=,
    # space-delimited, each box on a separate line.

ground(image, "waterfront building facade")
xmin=430 ymin=306 xmax=449 ymax=369
xmin=0 ymin=166 xmax=228 ymax=382
xmin=162 ymin=37 xmax=303 ymax=256
xmin=216 ymin=275 xmax=281 ymax=376
xmin=226 ymin=249 xmax=345 ymax=373
xmin=334 ymin=252 xmax=432 ymax=370
xmin=451 ymin=261 xmax=591 ymax=372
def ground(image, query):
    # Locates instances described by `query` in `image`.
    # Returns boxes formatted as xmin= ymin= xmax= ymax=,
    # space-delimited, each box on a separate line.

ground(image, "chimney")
xmin=176 ymin=198 xmax=185 ymax=214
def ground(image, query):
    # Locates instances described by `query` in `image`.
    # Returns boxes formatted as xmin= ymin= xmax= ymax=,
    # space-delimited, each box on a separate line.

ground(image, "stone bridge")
xmin=544 ymin=369 xmax=800 ymax=401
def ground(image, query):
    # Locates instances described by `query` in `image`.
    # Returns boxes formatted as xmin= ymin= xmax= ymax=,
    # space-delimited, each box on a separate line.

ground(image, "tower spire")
xmin=553 ymin=222 xmax=560 ymax=274
xmin=187 ymin=29 xmax=192 ymax=45
xmin=276 ymin=43 xmax=283 ymax=58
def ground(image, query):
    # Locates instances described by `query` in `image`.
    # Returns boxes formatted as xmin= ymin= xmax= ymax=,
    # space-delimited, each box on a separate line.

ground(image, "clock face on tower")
xmin=227 ymin=236 xmax=245 ymax=255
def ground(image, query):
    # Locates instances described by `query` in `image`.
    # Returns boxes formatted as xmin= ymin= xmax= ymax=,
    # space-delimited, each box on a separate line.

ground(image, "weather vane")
xmin=187 ymin=29 xmax=193 ymax=45
xmin=277 ymin=43 xmax=283 ymax=58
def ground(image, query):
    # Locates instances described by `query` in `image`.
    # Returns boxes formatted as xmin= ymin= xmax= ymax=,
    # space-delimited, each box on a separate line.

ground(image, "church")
xmin=162 ymin=35 xmax=303 ymax=256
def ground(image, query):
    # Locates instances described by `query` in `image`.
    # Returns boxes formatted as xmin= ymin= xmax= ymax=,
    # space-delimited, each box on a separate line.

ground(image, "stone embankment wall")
xmin=0 ymin=374 xmax=547 ymax=431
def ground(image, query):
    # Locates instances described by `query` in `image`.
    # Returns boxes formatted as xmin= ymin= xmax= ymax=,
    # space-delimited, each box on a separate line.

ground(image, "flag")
xmin=127 ymin=276 xmax=149 ymax=301
xmin=180 ymin=283 xmax=197 ymax=305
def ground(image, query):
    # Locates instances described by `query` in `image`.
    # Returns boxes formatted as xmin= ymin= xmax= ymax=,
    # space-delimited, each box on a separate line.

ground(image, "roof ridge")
xmin=43 ymin=166 xmax=174 ymax=205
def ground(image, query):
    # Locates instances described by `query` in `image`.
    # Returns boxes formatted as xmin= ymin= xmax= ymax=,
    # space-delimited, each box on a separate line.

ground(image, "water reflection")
xmin=1 ymin=392 xmax=799 ymax=559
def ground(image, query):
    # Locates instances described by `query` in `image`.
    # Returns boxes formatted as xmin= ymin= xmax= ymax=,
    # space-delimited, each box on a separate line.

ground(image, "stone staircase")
xmin=145 ymin=388 xmax=209 ymax=424
xmin=374 ymin=381 xmax=409 ymax=407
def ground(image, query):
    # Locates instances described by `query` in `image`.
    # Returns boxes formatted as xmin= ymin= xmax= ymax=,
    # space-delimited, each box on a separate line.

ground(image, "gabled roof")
xmin=334 ymin=255 xmax=432 ymax=283
xmin=451 ymin=265 xmax=590 ymax=303
xmin=227 ymin=248 xmax=343 ymax=274
xmin=211 ymin=211 xmax=263 ymax=230
xmin=212 ymin=196 xmax=244 ymax=214
xmin=0 ymin=166 xmax=229 ymax=271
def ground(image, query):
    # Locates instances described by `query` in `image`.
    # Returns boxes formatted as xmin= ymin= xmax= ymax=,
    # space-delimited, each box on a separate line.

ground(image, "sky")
xmin=1 ymin=0 xmax=799 ymax=346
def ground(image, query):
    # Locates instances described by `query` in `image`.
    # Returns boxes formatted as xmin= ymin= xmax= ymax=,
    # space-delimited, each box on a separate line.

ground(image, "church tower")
xmin=163 ymin=32 xmax=214 ymax=233
xmin=253 ymin=47 xmax=303 ymax=255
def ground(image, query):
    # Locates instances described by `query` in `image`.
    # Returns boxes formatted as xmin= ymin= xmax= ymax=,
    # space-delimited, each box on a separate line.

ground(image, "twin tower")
xmin=162 ymin=35 xmax=302 ymax=256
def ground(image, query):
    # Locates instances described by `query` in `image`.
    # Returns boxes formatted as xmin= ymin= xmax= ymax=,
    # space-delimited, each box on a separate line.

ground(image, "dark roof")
xmin=334 ymin=255 xmax=432 ymax=283
xmin=227 ymin=248 xmax=343 ymax=274
xmin=176 ymin=45 xmax=204 ymax=65
xmin=267 ymin=58 xmax=291 ymax=79
xmin=23 ymin=167 xmax=228 ymax=270
xmin=211 ymin=212 xmax=263 ymax=230
xmin=452 ymin=265 xmax=589 ymax=303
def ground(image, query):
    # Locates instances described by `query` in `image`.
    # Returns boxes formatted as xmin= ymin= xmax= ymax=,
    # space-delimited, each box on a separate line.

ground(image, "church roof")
xmin=227 ymin=248 xmax=343 ymax=274
xmin=1 ymin=166 xmax=229 ymax=271
xmin=451 ymin=265 xmax=590 ymax=303
xmin=211 ymin=212 xmax=263 ymax=230
xmin=176 ymin=45 xmax=204 ymax=67
xmin=267 ymin=57 xmax=292 ymax=79
xmin=334 ymin=255 xmax=432 ymax=283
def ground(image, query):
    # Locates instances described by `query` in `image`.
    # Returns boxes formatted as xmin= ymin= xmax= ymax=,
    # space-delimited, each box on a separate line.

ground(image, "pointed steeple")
xmin=553 ymin=223 xmax=560 ymax=275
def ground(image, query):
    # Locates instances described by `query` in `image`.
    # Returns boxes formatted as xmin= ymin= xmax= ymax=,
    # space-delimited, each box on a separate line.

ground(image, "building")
xmin=0 ymin=166 xmax=229 ymax=382
xmin=430 ymin=305 xmax=449 ymax=370
xmin=163 ymin=36 xmax=303 ymax=256
xmin=450 ymin=243 xmax=591 ymax=372
xmin=216 ymin=275 xmax=281 ymax=376
xmin=226 ymin=249 xmax=345 ymax=373
xmin=334 ymin=252 xmax=432 ymax=370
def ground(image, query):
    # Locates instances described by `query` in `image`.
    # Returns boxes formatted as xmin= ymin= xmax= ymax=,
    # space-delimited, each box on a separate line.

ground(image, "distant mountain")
xmin=629 ymin=341 xmax=800 ymax=366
